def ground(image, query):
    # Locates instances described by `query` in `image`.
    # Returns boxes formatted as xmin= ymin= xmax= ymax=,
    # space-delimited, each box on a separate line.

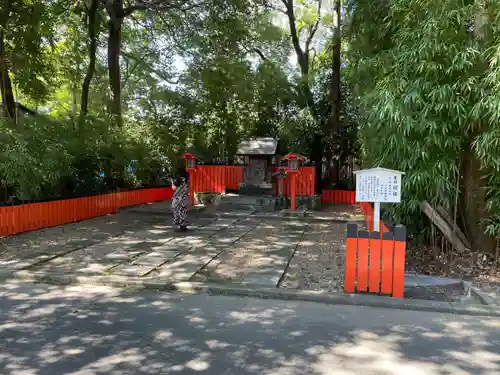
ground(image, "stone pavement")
xmin=2 ymin=199 xmax=496 ymax=316
xmin=0 ymin=201 xmax=347 ymax=291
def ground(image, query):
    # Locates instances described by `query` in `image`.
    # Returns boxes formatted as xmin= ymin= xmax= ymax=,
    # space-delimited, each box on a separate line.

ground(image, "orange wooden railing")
xmin=321 ymin=189 xmax=356 ymax=204
xmin=0 ymin=187 xmax=174 ymax=237
xmin=192 ymin=165 xmax=316 ymax=197
xmin=321 ymin=190 xmax=390 ymax=232
xmin=225 ymin=166 xmax=245 ymax=190
xmin=344 ymin=223 xmax=407 ymax=298
xmin=281 ymin=166 xmax=316 ymax=197
xmin=193 ymin=165 xmax=228 ymax=193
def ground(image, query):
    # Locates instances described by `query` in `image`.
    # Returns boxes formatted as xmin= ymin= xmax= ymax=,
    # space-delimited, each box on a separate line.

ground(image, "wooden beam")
xmin=420 ymin=201 xmax=469 ymax=253
xmin=436 ymin=205 xmax=472 ymax=249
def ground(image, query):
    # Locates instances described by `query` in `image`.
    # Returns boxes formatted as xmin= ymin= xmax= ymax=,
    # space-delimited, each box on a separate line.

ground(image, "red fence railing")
xmin=281 ymin=167 xmax=316 ymax=197
xmin=344 ymin=222 xmax=407 ymax=298
xmin=225 ymin=166 xmax=245 ymax=190
xmin=321 ymin=190 xmax=390 ymax=232
xmin=0 ymin=187 xmax=173 ymax=237
xmin=193 ymin=165 xmax=228 ymax=194
xmin=193 ymin=165 xmax=316 ymax=197
xmin=321 ymin=189 xmax=356 ymax=204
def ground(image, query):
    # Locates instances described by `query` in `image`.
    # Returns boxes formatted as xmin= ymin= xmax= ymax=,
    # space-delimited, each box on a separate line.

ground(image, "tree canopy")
xmin=4 ymin=0 xmax=500 ymax=258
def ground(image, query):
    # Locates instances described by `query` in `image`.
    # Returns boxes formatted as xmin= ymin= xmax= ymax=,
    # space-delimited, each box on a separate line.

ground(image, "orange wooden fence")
xmin=192 ymin=165 xmax=316 ymax=196
xmin=344 ymin=223 xmax=407 ymax=298
xmin=321 ymin=189 xmax=356 ymax=204
xmin=0 ymin=187 xmax=174 ymax=237
xmin=281 ymin=166 xmax=316 ymax=197
xmin=321 ymin=190 xmax=389 ymax=231
xmin=193 ymin=165 xmax=228 ymax=193
xmin=225 ymin=166 xmax=245 ymax=190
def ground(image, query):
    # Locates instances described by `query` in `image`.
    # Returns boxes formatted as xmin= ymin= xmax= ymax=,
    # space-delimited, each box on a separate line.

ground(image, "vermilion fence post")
xmin=5 ymin=206 xmax=13 ymax=235
xmin=53 ymin=200 xmax=58 ymax=226
xmin=20 ymin=204 xmax=27 ymax=233
xmin=45 ymin=202 xmax=52 ymax=227
xmin=52 ymin=201 xmax=59 ymax=227
xmin=344 ymin=223 xmax=357 ymax=293
xmin=85 ymin=197 xmax=91 ymax=219
xmin=93 ymin=195 xmax=98 ymax=216
xmin=381 ymin=231 xmax=395 ymax=295
xmin=60 ymin=200 xmax=66 ymax=225
xmin=63 ymin=200 xmax=69 ymax=225
xmin=76 ymin=198 xmax=82 ymax=221
xmin=82 ymin=197 xmax=87 ymax=220
xmin=105 ymin=193 xmax=111 ymax=214
xmin=0 ymin=207 xmax=5 ymax=235
xmin=357 ymin=230 xmax=370 ymax=292
xmin=392 ymin=225 xmax=407 ymax=298
xmin=12 ymin=205 xmax=20 ymax=234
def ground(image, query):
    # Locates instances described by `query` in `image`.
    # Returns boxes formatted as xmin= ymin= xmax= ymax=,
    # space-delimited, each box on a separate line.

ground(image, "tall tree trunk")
xmin=282 ymin=0 xmax=323 ymax=190
xmin=328 ymin=0 xmax=342 ymax=184
xmin=79 ymin=0 xmax=100 ymax=127
xmin=459 ymin=0 xmax=495 ymax=253
xmin=106 ymin=0 xmax=123 ymax=127
xmin=461 ymin=144 xmax=495 ymax=253
xmin=0 ymin=0 xmax=15 ymax=122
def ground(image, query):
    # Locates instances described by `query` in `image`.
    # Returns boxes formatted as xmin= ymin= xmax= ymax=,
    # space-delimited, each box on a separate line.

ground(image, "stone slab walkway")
xmin=194 ymin=220 xmax=307 ymax=287
xmin=0 ymin=201 xmax=355 ymax=293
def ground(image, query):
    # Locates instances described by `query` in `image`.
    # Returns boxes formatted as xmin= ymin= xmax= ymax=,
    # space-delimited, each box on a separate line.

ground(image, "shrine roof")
xmin=236 ymin=137 xmax=278 ymax=155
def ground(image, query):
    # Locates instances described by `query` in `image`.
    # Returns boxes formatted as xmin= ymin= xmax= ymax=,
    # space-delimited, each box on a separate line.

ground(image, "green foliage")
xmin=347 ymin=0 xmax=500 ymax=241
xmin=0 ymin=116 xmax=73 ymax=200
xmin=0 ymin=0 xmax=359 ymax=204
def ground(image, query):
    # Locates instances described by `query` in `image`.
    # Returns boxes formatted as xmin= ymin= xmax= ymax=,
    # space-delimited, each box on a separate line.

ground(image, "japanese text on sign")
xmin=355 ymin=169 xmax=402 ymax=203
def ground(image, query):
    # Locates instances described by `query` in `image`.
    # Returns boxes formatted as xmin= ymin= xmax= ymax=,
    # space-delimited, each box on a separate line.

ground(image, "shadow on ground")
xmin=0 ymin=280 xmax=499 ymax=374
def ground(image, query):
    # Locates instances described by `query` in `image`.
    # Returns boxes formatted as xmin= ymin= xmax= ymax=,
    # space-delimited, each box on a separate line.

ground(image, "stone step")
xmin=220 ymin=195 xmax=277 ymax=207
xmin=238 ymin=182 xmax=274 ymax=196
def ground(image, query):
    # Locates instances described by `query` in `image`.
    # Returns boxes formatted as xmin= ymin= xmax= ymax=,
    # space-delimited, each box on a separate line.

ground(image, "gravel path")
xmin=280 ymin=221 xmax=347 ymax=292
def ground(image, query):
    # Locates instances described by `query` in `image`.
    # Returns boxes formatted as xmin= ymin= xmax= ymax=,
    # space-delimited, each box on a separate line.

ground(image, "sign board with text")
xmin=355 ymin=167 xmax=404 ymax=203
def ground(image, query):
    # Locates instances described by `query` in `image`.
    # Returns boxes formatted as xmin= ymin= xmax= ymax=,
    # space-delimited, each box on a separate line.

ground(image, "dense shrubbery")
xmin=0 ymin=116 xmax=170 ymax=203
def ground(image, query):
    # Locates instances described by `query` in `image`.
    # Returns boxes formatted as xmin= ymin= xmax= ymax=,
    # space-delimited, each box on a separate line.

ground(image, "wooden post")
xmin=187 ymin=170 xmax=195 ymax=208
xmin=392 ymin=225 xmax=407 ymax=298
xmin=290 ymin=173 xmax=297 ymax=210
xmin=183 ymin=153 xmax=198 ymax=209
xmin=357 ymin=230 xmax=370 ymax=292
xmin=344 ymin=223 xmax=358 ymax=293
xmin=381 ymin=231 xmax=394 ymax=295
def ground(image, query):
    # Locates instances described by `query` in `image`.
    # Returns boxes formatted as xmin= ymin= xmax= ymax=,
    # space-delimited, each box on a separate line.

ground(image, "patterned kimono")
xmin=172 ymin=179 xmax=189 ymax=228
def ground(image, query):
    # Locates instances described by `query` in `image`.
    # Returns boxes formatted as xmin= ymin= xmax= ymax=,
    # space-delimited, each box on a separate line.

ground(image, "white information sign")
xmin=355 ymin=167 xmax=403 ymax=203
xmin=354 ymin=167 xmax=404 ymax=232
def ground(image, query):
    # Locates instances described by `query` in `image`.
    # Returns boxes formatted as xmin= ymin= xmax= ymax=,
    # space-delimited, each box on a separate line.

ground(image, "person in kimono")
xmin=172 ymin=168 xmax=189 ymax=231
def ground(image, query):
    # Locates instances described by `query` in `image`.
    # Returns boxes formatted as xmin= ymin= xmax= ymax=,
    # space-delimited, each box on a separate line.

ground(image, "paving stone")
xmin=197 ymin=219 xmax=305 ymax=287
xmin=155 ymin=218 xmax=260 ymax=281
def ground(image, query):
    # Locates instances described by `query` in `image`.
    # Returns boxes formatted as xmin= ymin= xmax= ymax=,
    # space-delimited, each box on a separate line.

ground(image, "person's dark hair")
xmin=176 ymin=167 xmax=187 ymax=179
xmin=173 ymin=167 xmax=187 ymax=187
